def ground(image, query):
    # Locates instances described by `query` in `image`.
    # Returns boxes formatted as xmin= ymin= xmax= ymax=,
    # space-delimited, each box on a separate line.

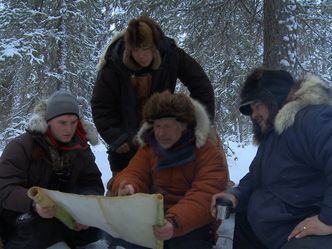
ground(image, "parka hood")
xmin=136 ymin=97 xmax=210 ymax=148
xmin=28 ymin=100 xmax=99 ymax=145
xmin=96 ymin=30 xmax=162 ymax=72
xmin=275 ymin=73 xmax=332 ymax=134
xmin=96 ymin=31 xmax=124 ymax=71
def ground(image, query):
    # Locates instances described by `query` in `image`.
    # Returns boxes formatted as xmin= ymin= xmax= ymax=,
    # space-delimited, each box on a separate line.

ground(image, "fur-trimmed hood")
xmin=96 ymin=31 xmax=124 ymax=71
xmin=136 ymin=97 xmax=210 ymax=148
xmin=275 ymin=73 xmax=332 ymax=134
xmin=28 ymin=100 xmax=99 ymax=145
xmin=96 ymin=29 xmax=161 ymax=72
xmin=97 ymin=16 xmax=166 ymax=72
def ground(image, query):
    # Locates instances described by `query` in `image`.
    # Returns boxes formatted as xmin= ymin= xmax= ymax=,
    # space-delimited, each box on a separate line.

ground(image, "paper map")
xmin=28 ymin=187 xmax=164 ymax=249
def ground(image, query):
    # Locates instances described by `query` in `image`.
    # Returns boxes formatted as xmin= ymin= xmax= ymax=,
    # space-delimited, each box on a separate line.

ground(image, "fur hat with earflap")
xmin=239 ymin=68 xmax=295 ymax=116
xmin=123 ymin=16 xmax=162 ymax=71
xmin=136 ymin=90 xmax=211 ymax=148
xmin=28 ymin=90 xmax=99 ymax=145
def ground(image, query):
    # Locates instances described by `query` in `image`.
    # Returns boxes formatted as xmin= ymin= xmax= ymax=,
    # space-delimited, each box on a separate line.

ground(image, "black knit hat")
xmin=45 ymin=90 xmax=79 ymax=121
xmin=239 ymin=68 xmax=295 ymax=115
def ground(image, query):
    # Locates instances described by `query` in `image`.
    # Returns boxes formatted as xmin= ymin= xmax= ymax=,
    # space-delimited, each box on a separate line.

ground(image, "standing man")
xmin=91 ymin=16 xmax=215 ymax=176
xmin=211 ymin=68 xmax=332 ymax=249
xmin=110 ymin=91 xmax=228 ymax=249
xmin=0 ymin=90 xmax=104 ymax=249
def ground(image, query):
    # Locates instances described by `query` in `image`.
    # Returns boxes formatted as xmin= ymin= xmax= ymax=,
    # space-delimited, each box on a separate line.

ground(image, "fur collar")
xmin=28 ymin=100 xmax=99 ymax=145
xmin=136 ymin=98 xmax=210 ymax=148
xmin=275 ymin=73 xmax=332 ymax=134
xmin=96 ymin=31 xmax=124 ymax=71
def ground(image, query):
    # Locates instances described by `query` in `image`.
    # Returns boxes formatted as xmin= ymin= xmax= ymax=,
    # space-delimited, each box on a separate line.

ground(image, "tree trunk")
xmin=263 ymin=0 xmax=297 ymax=70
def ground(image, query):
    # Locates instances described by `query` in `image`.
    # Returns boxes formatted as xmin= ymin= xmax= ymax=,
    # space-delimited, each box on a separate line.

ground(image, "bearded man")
xmin=211 ymin=68 xmax=332 ymax=249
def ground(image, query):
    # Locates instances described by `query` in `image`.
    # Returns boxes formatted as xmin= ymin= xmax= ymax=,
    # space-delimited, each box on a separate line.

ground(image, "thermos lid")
xmin=216 ymin=197 xmax=232 ymax=206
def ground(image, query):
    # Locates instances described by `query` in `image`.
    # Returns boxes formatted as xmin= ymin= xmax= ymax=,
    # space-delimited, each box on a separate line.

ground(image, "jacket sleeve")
xmin=110 ymin=146 xmax=152 ymax=195
xmin=91 ymin=67 xmax=128 ymax=148
xmin=175 ymin=46 xmax=215 ymax=122
xmin=0 ymin=135 xmax=34 ymax=213
xmin=301 ymin=106 xmax=332 ymax=225
xmin=165 ymin=143 xmax=228 ymax=237
xmin=229 ymin=172 xmax=252 ymax=212
xmin=76 ymin=147 xmax=105 ymax=195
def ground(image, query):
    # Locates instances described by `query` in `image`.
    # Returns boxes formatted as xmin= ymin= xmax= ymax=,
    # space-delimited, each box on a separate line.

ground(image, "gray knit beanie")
xmin=45 ymin=90 xmax=79 ymax=121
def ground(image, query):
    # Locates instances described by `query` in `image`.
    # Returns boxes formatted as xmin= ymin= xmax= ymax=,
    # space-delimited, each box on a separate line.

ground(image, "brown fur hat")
xmin=123 ymin=16 xmax=162 ymax=70
xmin=239 ymin=68 xmax=295 ymax=115
xmin=143 ymin=91 xmax=196 ymax=126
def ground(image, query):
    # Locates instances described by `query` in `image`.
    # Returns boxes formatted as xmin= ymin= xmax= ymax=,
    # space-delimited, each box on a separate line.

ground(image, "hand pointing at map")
xmin=117 ymin=180 xmax=135 ymax=196
xmin=153 ymin=219 xmax=174 ymax=240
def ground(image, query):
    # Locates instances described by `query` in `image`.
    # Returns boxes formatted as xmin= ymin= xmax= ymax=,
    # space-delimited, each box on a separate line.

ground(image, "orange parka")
xmin=110 ymin=98 xmax=228 ymax=237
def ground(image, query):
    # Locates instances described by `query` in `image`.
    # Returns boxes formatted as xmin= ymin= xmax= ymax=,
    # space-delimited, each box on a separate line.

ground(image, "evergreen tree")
xmin=0 ymin=0 xmax=331 ymax=150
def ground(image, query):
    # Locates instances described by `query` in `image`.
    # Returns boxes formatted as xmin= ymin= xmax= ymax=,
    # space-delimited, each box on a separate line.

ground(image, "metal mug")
xmin=216 ymin=197 xmax=232 ymax=220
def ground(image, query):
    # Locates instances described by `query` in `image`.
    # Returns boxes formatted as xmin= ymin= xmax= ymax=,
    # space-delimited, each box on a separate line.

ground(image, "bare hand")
xmin=35 ymin=203 xmax=56 ymax=218
xmin=117 ymin=180 xmax=135 ymax=196
xmin=211 ymin=192 xmax=238 ymax=218
xmin=74 ymin=222 xmax=89 ymax=231
xmin=116 ymin=142 xmax=130 ymax=154
xmin=288 ymin=215 xmax=332 ymax=240
xmin=153 ymin=219 xmax=174 ymax=240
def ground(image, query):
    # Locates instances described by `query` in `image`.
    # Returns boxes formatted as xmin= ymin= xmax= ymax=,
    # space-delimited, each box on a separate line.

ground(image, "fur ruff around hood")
xmin=275 ymin=73 xmax=332 ymax=134
xmin=136 ymin=98 xmax=210 ymax=148
xmin=96 ymin=30 xmax=161 ymax=72
xmin=96 ymin=31 xmax=124 ymax=71
xmin=28 ymin=100 xmax=99 ymax=145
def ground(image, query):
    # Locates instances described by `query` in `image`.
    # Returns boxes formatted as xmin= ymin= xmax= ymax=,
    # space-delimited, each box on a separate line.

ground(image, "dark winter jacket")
xmin=110 ymin=98 xmax=228 ymax=237
xmin=91 ymin=33 xmax=214 ymax=157
xmin=0 ymin=100 xmax=104 ymax=220
xmin=233 ymin=74 xmax=332 ymax=249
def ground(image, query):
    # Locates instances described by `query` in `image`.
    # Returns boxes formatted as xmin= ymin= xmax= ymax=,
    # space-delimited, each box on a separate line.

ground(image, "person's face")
xmin=250 ymin=101 xmax=270 ymax=133
xmin=131 ymin=47 xmax=154 ymax=67
xmin=48 ymin=115 xmax=78 ymax=143
xmin=153 ymin=118 xmax=187 ymax=149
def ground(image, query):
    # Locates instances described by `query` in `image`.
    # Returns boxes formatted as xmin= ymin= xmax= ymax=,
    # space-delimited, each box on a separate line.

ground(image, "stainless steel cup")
xmin=216 ymin=197 xmax=232 ymax=220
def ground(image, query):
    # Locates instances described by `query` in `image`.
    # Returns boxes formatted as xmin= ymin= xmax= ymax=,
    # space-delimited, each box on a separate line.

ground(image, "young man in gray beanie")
xmin=211 ymin=68 xmax=332 ymax=249
xmin=0 ymin=90 xmax=104 ymax=248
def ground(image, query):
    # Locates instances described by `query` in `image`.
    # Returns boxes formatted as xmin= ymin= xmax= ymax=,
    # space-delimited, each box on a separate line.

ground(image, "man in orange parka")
xmin=110 ymin=91 xmax=228 ymax=249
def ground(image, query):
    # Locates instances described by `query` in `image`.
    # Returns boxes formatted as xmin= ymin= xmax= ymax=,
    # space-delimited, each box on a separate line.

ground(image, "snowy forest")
xmin=0 ymin=0 xmax=331 ymax=151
